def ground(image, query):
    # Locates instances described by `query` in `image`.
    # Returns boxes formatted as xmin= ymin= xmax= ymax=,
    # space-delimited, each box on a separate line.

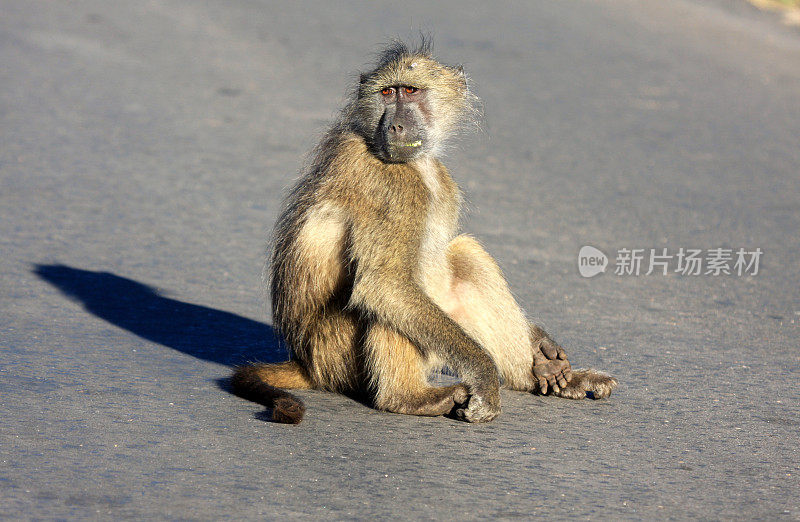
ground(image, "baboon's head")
xmin=348 ymin=39 xmax=479 ymax=163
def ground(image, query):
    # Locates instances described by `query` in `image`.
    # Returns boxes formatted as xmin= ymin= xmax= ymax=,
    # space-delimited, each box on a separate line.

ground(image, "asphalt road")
xmin=2 ymin=1 xmax=799 ymax=519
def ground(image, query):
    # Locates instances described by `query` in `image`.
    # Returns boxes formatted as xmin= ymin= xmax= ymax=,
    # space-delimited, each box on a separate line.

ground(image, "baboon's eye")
xmin=404 ymin=86 xmax=418 ymax=94
xmin=381 ymin=87 xmax=394 ymax=96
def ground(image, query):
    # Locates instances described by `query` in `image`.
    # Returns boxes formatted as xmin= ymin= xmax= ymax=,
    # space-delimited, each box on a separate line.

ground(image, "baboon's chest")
xmin=415 ymin=160 xmax=459 ymax=293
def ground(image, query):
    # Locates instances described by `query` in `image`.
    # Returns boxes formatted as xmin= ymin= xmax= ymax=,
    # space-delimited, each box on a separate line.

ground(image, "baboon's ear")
xmin=455 ymin=65 xmax=467 ymax=89
xmin=359 ymin=72 xmax=369 ymax=85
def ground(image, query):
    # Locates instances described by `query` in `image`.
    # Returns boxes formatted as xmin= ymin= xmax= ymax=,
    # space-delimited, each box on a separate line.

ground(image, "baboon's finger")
xmin=540 ymin=340 xmax=559 ymax=360
xmin=538 ymin=376 xmax=548 ymax=394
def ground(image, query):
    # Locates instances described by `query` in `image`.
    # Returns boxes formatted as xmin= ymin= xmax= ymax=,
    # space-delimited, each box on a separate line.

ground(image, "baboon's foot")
xmin=532 ymin=353 xmax=573 ymax=394
xmin=378 ymin=383 xmax=470 ymax=417
xmin=453 ymin=387 xmax=501 ymax=423
xmin=550 ymin=368 xmax=617 ymax=400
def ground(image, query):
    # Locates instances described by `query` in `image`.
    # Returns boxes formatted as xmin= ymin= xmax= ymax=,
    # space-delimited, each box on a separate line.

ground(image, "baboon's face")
xmin=374 ymin=85 xmax=430 ymax=163
xmin=355 ymin=53 xmax=473 ymax=163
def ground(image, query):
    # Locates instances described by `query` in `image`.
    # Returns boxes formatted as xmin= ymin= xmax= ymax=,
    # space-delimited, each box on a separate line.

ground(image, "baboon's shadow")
xmin=33 ymin=264 xmax=285 ymax=369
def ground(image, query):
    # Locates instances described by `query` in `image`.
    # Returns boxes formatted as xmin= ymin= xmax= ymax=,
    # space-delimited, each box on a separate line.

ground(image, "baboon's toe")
xmin=551 ymin=368 xmax=617 ymax=400
xmin=452 ymin=384 xmax=470 ymax=405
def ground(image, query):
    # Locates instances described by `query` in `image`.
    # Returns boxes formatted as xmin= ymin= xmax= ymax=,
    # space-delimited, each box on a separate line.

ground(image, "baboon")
xmin=232 ymin=39 xmax=617 ymax=424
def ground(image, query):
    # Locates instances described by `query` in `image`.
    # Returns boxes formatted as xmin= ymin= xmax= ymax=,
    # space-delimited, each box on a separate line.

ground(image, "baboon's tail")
xmin=231 ymin=360 xmax=314 ymax=424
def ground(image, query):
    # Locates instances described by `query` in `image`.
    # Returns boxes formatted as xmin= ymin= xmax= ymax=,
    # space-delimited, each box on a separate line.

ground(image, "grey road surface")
xmin=2 ymin=1 xmax=799 ymax=519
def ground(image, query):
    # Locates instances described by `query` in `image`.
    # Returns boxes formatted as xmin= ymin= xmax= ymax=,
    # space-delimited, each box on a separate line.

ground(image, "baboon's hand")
xmin=454 ymin=386 xmax=501 ymax=423
xmin=533 ymin=357 xmax=572 ymax=394
xmin=533 ymin=339 xmax=572 ymax=394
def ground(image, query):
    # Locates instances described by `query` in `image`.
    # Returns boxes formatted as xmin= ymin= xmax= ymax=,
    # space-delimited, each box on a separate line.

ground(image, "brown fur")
xmin=230 ymin=361 xmax=311 ymax=424
xmin=231 ymin=40 xmax=617 ymax=423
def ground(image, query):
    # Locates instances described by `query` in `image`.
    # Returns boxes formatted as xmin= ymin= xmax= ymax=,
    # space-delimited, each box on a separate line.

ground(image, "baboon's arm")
xmin=347 ymin=221 xmax=500 ymax=397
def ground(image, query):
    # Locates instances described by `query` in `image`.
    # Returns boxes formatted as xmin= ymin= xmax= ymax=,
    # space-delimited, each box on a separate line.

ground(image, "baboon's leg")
xmin=300 ymin=308 xmax=363 ymax=393
xmin=437 ymin=235 xmax=572 ymax=392
xmin=365 ymin=322 xmax=469 ymax=416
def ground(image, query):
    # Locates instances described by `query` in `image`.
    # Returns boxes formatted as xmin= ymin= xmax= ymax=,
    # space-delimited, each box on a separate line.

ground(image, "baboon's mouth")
xmin=384 ymin=139 xmax=424 ymax=161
